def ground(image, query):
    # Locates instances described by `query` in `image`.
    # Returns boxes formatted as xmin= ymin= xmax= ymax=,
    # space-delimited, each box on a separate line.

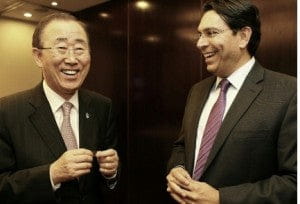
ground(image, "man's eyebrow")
xmin=55 ymin=37 xmax=68 ymax=42
xmin=198 ymin=27 xmax=218 ymax=32
xmin=54 ymin=38 xmax=88 ymax=44
xmin=74 ymin=39 xmax=88 ymax=44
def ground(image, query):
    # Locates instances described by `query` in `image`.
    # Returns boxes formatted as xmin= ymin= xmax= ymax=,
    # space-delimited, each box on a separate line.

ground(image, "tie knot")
xmin=62 ymin=102 xmax=73 ymax=116
xmin=219 ymin=79 xmax=231 ymax=93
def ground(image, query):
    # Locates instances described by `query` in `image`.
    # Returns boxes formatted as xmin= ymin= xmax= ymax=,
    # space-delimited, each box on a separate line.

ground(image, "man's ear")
xmin=32 ymin=48 xmax=43 ymax=68
xmin=238 ymin=26 xmax=252 ymax=49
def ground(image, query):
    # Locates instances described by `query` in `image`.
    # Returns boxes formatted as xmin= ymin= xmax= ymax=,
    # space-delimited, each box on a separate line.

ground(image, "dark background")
xmin=75 ymin=0 xmax=297 ymax=203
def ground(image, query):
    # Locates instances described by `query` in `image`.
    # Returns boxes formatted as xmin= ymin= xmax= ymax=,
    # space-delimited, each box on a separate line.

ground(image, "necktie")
xmin=60 ymin=102 xmax=78 ymax=150
xmin=193 ymin=79 xmax=231 ymax=180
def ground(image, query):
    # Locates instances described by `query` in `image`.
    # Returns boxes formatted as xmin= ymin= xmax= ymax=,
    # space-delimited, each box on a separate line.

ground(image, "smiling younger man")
xmin=167 ymin=0 xmax=296 ymax=203
xmin=0 ymin=13 xmax=119 ymax=203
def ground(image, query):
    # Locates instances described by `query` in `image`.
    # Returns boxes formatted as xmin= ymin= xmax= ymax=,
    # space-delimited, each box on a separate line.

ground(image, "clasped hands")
xmin=50 ymin=148 xmax=119 ymax=184
xmin=166 ymin=167 xmax=219 ymax=204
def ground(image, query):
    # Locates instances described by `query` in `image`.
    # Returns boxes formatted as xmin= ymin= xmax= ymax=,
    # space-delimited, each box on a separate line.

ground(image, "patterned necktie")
xmin=60 ymin=102 xmax=78 ymax=150
xmin=193 ymin=79 xmax=231 ymax=180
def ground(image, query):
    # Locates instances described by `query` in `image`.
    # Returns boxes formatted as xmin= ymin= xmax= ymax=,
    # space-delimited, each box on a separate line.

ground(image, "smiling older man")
xmin=0 ymin=13 xmax=119 ymax=204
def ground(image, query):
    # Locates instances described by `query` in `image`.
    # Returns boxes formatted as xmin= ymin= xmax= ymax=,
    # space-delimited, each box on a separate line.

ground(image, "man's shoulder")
xmin=0 ymin=86 xmax=39 ymax=119
xmin=79 ymin=88 xmax=112 ymax=105
xmin=0 ymin=86 xmax=36 ymax=106
xmin=262 ymin=68 xmax=297 ymax=93
xmin=264 ymin=68 xmax=296 ymax=83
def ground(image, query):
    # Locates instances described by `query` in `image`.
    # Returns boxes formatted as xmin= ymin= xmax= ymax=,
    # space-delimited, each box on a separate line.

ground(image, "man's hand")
xmin=166 ymin=167 xmax=192 ymax=203
xmin=50 ymin=148 xmax=93 ymax=185
xmin=183 ymin=181 xmax=220 ymax=204
xmin=95 ymin=149 xmax=119 ymax=178
xmin=166 ymin=167 xmax=219 ymax=204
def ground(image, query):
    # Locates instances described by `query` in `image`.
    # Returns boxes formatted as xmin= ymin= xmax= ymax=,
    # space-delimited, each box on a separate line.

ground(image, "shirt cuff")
xmin=102 ymin=171 xmax=118 ymax=189
xmin=176 ymin=165 xmax=186 ymax=169
xmin=49 ymin=169 xmax=61 ymax=191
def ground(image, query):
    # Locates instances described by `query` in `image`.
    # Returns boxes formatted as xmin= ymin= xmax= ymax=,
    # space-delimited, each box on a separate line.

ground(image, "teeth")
xmin=62 ymin=70 xmax=78 ymax=75
xmin=204 ymin=52 xmax=215 ymax=58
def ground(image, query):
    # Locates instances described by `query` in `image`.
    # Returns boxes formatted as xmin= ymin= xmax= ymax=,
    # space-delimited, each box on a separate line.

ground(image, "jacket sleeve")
xmin=167 ymin=85 xmax=195 ymax=173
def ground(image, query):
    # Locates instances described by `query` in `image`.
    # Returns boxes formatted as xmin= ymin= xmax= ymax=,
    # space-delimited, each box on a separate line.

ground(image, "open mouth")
xmin=203 ymin=51 xmax=216 ymax=59
xmin=61 ymin=69 xmax=79 ymax=76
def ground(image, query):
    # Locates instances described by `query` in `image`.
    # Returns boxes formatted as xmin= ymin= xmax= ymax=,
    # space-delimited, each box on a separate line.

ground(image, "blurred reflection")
xmin=175 ymin=28 xmax=198 ymax=43
xmin=135 ymin=1 xmax=151 ymax=10
xmin=99 ymin=12 xmax=110 ymax=18
xmin=51 ymin=2 xmax=58 ymax=7
xmin=23 ymin=12 xmax=32 ymax=18
xmin=144 ymin=35 xmax=160 ymax=43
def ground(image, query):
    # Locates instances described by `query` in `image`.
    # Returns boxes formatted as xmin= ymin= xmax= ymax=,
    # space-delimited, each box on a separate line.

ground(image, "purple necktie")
xmin=60 ymin=102 xmax=78 ymax=150
xmin=192 ymin=79 xmax=230 ymax=180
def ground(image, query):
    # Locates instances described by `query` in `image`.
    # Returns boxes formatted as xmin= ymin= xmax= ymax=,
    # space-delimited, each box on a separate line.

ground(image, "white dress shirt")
xmin=43 ymin=80 xmax=80 ymax=147
xmin=193 ymin=57 xmax=255 ymax=170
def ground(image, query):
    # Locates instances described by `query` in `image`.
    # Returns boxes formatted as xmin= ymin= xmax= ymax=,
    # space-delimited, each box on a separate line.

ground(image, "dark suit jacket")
xmin=0 ymin=83 xmax=118 ymax=204
xmin=167 ymin=62 xmax=297 ymax=203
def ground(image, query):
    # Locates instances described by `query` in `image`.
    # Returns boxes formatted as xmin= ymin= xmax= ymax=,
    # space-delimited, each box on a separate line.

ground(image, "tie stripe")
xmin=192 ymin=79 xmax=230 ymax=180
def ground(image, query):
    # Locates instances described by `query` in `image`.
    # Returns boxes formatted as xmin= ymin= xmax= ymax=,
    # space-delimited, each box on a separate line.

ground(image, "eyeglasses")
xmin=196 ymin=28 xmax=231 ymax=40
xmin=38 ymin=46 xmax=89 ymax=57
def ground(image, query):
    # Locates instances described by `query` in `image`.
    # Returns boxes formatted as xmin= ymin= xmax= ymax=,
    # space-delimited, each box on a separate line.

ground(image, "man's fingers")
xmin=168 ymin=167 xmax=191 ymax=187
xmin=181 ymin=190 xmax=197 ymax=202
xmin=96 ymin=149 xmax=116 ymax=157
xmin=174 ymin=172 xmax=190 ymax=187
xmin=69 ymin=148 xmax=93 ymax=156
xmin=74 ymin=162 xmax=93 ymax=170
xmin=75 ymin=169 xmax=91 ymax=177
xmin=168 ymin=180 xmax=187 ymax=198
xmin=71 ymin=154 xmax=93 ymax=163
xmin=94 ymin=149 xmax=119 ymax=177
xmin=99 ymin=162 xmax=118 ymax=170
xmin=170 ymin=192 xmax=186 ymax=204
xmin=99 ymin=168 xmax=116 ymax=174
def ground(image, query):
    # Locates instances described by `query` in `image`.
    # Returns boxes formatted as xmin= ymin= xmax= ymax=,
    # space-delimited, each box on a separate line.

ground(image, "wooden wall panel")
xmin=254 ymin=0 xmax=297 ymax=76
xmin=76 ymin=0 xmax=296 ymax=203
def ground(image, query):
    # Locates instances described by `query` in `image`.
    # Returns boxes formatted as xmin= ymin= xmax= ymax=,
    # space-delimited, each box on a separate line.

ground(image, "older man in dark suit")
xmin=166 ymin=0 xmax=296 ymax=203
xmin=0 ymin=13 xmax=119 ymax=203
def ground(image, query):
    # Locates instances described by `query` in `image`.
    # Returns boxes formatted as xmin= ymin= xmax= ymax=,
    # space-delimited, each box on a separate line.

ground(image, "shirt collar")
xmin=215 ymin=57 xmax=255 ymax=90
xmin=43 ymin=80 xmax=79 ymax=113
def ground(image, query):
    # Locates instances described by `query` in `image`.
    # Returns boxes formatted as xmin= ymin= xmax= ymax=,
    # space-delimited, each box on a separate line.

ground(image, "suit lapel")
xmin=28 ymin=83 xmax=66 ymax=159
xmin=78 ymin=90 xmax=100 ymax=190
xmin=203 ymin=63 xmax=265 ymax=174
xmin=78 ymin=90 xmax=98 ymax=151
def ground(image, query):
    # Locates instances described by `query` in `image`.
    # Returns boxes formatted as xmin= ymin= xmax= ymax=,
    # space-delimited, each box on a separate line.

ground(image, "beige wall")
xmin=0 ymin=18 xmax=41 ymax=98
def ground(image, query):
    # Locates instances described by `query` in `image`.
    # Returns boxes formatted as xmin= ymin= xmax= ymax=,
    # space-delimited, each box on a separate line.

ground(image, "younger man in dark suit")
xmin=166 ymin=0 xmax=296 ymax=203
xmin=0 ymin=13 xmax=119 ymax=203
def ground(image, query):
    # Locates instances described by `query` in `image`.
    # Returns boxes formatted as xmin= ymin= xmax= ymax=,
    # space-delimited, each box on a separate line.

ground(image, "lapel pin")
xmin=85 ymin=113 xmax=90 ymax=119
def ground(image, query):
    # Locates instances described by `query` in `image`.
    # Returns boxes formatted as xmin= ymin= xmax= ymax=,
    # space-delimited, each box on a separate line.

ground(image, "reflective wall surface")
xmin=77 ymin=0 xmax=296 ymax=203
xmin=0 ymin=0 xmax=296 ymax=203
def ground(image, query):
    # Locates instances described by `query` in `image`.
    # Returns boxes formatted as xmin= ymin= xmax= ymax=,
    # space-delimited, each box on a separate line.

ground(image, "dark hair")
xmin=32 ymin=12 xmax=89 ymax=48
xmin=202 ymin=0 xmax=261 ymax=56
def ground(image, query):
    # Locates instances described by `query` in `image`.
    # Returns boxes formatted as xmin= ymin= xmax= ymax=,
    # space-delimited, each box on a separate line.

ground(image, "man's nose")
xmin=196 ymin=35 xmax=210 ymax=50
xmin=64 ymin=49 xmax=78 ymax=64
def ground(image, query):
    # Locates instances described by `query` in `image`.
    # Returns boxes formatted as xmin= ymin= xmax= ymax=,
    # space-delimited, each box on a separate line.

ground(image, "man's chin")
xmin=64 ymin=87 xmax=78 ymax=94
xmin=59 ymin=86 xmax=80 ymax=98
xmin=62 ymin=82 xmax=81 ymax=92
xmin=206 ymin=65 xmax=217 ymax=74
